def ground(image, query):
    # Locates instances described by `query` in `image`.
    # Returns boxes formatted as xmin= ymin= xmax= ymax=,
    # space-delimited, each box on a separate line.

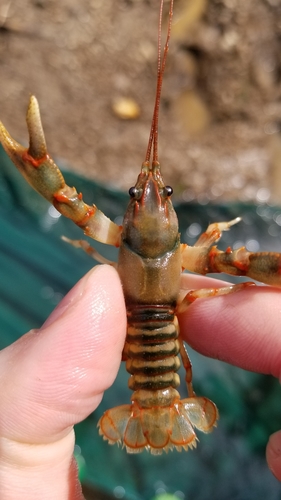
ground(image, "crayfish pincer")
xmin=1 ymin=0 xmax=281 ymax=454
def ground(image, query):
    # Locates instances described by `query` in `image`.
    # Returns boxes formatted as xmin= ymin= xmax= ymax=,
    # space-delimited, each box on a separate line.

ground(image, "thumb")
xmin=0 ymin=264 xmax=126 ymax=445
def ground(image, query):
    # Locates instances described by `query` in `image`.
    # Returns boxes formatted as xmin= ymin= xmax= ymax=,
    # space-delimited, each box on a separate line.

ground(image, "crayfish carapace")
xmin=1 ymin=0 xmax=281 ymax=454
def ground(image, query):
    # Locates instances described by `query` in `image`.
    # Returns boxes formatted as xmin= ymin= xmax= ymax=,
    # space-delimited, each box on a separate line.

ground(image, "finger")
xmin=266 ymin=431 xmax=281 ymax=481
xmin=178 ymin=278 xmax=281 ymax=379
xmin=0 ymin=264 xmax=126 ymax=444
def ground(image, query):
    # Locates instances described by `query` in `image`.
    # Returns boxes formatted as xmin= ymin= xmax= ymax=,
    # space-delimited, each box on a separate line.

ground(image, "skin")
xmin=0 ymin=266 xmax=280 ymax=499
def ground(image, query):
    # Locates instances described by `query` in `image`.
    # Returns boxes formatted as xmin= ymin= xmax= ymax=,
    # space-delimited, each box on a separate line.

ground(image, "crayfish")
xmin=1 ymin=0 xmax=281 ymax=455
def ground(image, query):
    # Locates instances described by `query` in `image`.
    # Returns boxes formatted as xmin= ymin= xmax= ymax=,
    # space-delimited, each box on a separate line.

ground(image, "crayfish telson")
xmin=1 ymin=0 xmax=281 ymax=455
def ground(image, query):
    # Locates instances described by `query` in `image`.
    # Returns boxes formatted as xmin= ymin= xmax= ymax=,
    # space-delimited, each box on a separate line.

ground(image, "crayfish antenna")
xmin=145 ymin=0 xmax=174 ymax=167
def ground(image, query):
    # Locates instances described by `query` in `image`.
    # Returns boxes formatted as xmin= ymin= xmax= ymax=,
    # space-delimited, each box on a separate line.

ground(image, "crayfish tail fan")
xmin=98 ymin=397 xmax=218 ymax=454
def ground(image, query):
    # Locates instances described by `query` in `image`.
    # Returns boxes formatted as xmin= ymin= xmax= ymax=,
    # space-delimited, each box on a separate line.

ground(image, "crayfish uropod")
xmin=1 ymin=0 xmax=281 ymax=455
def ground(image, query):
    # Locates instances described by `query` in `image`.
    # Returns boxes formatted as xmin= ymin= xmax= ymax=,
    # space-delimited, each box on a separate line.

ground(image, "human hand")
xmin=1 ymin=268 xmax=281 ymax=500
xmin=0 ymin=265 xmax=126 ymax=500
xmin=178 ymin=274 xmax=281 ymax=481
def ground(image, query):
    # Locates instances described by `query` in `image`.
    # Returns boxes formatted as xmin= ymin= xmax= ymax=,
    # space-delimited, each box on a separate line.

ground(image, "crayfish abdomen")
xmin=98 ymin=304 xmax=218 ymax=454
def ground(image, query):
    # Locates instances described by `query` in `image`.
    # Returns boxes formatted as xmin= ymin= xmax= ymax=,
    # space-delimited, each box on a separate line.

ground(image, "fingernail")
xmin=41 ymin=266 xmax=99 ymax=329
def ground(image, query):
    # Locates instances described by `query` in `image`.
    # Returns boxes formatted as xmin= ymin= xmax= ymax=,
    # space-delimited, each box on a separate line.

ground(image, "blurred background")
xmin=1 ymin=0 xmax=281 ymax=499
xmin=1 ymin=0 xmax=281 ymax=202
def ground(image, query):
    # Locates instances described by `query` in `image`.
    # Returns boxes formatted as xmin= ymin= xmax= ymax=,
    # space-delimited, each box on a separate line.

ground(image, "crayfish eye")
xmin=129 ymin=186 xmax=142 ymax=199
xmin=129 ymin=186 xmax=137 ymax=198
xmin=164 ymin=185 xmax=173 ymax=197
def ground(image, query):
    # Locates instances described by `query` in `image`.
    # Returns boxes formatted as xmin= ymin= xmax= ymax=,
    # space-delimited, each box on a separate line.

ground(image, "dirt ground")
xmin=1 ymin=0 xmax=281 ymax=203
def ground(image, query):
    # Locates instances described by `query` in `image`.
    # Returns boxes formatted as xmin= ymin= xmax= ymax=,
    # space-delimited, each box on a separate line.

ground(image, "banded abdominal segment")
xmin=98 ymin=304 xmax=219 ymax=453
xmin=124 ymin=306 xmax=181 ymax=394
